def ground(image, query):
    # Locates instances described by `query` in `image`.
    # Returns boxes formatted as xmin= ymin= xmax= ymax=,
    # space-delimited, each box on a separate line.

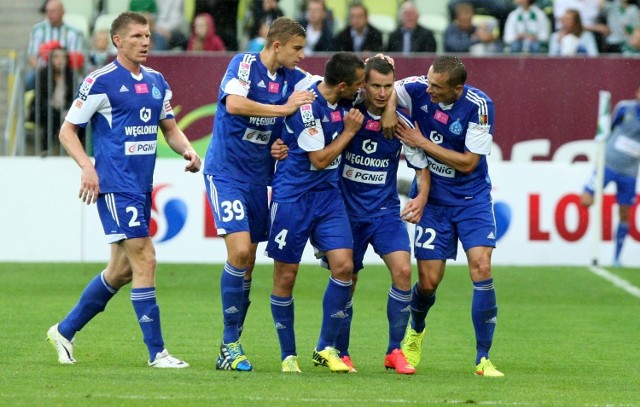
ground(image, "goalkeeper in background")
xmin=581 ymin=85 xmax=640 ymax=267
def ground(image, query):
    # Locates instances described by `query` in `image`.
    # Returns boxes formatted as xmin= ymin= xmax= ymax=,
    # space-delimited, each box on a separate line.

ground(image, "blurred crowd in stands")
xmin=21 ymin=0 xmax=640 ymax=155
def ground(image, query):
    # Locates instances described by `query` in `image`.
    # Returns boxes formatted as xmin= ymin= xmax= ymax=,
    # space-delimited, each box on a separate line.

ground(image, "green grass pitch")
xmin=1 ymin=262 xmax=639 ymax=406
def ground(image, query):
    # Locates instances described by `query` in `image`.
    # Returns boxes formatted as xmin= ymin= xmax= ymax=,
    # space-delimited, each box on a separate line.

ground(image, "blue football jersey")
xmin=203 ymin=53 xmax=316 ymax=186
xmin=272 ymin=83 xmax=352 ymax=202
xmin=340 ymin=104 xmax=426 ymax=219
xmin=396 ymin=76 xmax=494 ymax=206
xmin=66 ymin=60 xmax=173 ymax=193
xmin=605 ymin=98 xmax=640 ymax=177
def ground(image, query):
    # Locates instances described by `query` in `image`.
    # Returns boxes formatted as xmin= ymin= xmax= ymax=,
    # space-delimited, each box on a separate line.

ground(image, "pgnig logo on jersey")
xmin=150 ymin=184 xmax=187 ymax=243
xmin=125 ymin=141 xmax=157 ymax=155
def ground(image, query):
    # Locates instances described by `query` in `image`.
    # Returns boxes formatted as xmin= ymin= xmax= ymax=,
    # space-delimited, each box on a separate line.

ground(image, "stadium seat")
xmin=60 ymin=0 xmax=96 ymax=23
xmin=63 ymin=13 xmax=90 ymax=42
xmin=362 ymin=0 xmax=400 ymax=22
xmin=279 ymin=0 xmax=302 ymax=20
xmin=104 ymin=0 xmax=131 ymax=15
xmin=415 ymin=0 xmax=449 ymax=19
xmin=184 ymin=0 xmax=196 ymax=23
xmin=93 ymin=14 xmax=119 ymax=34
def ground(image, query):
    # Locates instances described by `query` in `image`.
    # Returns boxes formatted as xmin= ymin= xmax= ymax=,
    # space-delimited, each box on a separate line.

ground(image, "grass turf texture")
xmin=1 ymin=263 xmax=639 ymax=406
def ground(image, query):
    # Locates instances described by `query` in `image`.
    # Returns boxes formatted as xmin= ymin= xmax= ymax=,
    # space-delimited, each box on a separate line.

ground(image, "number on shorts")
xmin=274 ymin=229 xmax=288 ymax=250
xmin=415 ymin=226 xmax=436 ymax=249
xmin=126 ymin=206 xmax=141 ymax=227
xmin=220 ymin=200 xmax=245 ymax=222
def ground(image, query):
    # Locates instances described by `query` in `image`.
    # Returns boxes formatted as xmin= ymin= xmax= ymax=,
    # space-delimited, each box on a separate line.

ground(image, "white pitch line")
xmin=588 ymin=266 xmax=640 ymax=299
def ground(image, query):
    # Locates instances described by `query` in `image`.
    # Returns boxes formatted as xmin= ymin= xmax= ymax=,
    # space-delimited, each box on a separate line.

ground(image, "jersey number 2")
xmin=415 ymin=226 xmax=436 ymax=249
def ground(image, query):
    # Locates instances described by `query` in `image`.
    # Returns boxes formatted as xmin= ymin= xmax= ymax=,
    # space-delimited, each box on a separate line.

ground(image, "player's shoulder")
xmin=397 ymin=75 xmax=428 ymax=87
xmin=463 ymin=85 xmax=493 ymax=110
xmin=141 ymin=64 xmax=165 ymax=78
xmin=78 ymin=61 xmax=119 ymax=95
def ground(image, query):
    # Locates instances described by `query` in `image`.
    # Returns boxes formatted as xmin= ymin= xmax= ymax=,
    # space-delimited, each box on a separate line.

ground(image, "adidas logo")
xmin=275 ymin=322 xmax=286 ymax=330
xmin=224 ymin=306 xmax=239 ymax=314
xmin=330 ymin=310 xmax=348 ymax=319
xmin=139 ymin=315 xmax=153 ymax=323
xmin=420 ymin=105 xmax=429 ymax=113
xmin=487 ymin=232 xmax=496 ymax=239
xmin=400 ymin=305 xmax=412 ymax=312
xmin=322 ymin=115 xmax=329 ymax=122
xmin=485 ymin=317 xmax=497 ymax=324
xmin=119 ymin=85 xmax=129 ymax=92
xmin=257 ymin=80 xmax=266 ymax=88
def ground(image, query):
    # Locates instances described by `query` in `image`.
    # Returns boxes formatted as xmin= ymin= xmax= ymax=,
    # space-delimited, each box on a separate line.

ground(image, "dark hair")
xmin=265 ymin=17 xmax=306 ymax=48
xmin=110 ymin=11 xmax=149 ymax=41
xmin=431 ymin=55 xmax=467 ymax=87
xmin=323 ymin=52 xmax=364 ymax=86
xmin=349 ymin=2 xmax=368 ymax=17
xmin=364 ymin=57 xmax=394 ymax=81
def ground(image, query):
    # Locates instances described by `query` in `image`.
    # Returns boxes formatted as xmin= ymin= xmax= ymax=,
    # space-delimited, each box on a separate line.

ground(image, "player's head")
xmin=427 ymin=55 xmax=466 ymax=105
xmin=363 ymin=57 xmax=395 ymax=113
xmin=267 ymin=17 xmax=307 ymax=69
xmin=324 ymin=52 xmax=365 ymax=100
xmin=111 ymin=12 xmax=151 ymax=64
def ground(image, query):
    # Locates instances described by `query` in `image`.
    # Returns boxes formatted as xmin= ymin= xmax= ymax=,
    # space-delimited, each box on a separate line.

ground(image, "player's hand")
xmin=380 ymin=110 xmax=398 ymax=140
xmin=284 ymin=90 xmax=316 ymax=115
xmin=271 ymin=138 xmax=288 ymax=160
xmin=369 ymin=53 xmax=395 ymax=68
xmin=395 ymin=120 xmax=424 ymax=148
xmin=79 ymin=165 xmax=100 ymax=204
xmin=183 ymin=149 xmax=202 ymax=173
xmin=401 ymin=197 xmax=425 ymax=224
xmin=343 ymin=108 xmax=364 ymax=136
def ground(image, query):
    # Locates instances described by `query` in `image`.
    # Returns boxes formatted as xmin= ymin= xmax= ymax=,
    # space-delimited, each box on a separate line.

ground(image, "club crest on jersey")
xmin=152 ymin=85 xmax=162 ymax=99
xmin=140 ymin=107 xmax=152 ymax=123
xmin=449 ymin=120 xmax=463 ymax=135
xmin=362 ymin=139 xmax=378 ymax=154
xmin=268 ymin=82 xmax=280 ymax=93
xmin=365 ymin=119 xmax=380 ymax=131
xmin=434 ymin=110 xmax=448 ymax=124
xmin=135 ymin=83 xmax=149 ymax=94
xmin=330 ymin=111 xmax=342 ymax=122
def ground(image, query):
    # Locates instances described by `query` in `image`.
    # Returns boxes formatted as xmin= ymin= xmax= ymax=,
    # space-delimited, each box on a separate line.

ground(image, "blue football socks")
xmin=238 ymin=278 xmax=252 ymax=337
xmin=614 ymin=222 xmax=629 ymax=264
xmin=410 ymin=283 xmax=436 ymax=333
xmin=58 ymin=271 xmax=117 ymax=341
xmin=334 ymin=298 xmax=353 ymax=356
xmin=270 ymin=294 xmax=296 ymax=360
xmin=316 ymin=277 xmax=352 ymax=351
xmin=472 ymin=278 xmax=498 ymax=364
xmin=388 ymin=286 xmax=412 ymax=353
xmin=220 ymin=261 xmax=245 ymax=343
xmin=131 ymin=287 xmax=164 ymax=361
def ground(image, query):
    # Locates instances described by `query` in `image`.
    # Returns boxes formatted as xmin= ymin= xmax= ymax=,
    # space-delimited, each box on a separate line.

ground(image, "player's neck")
xmin=117 ymin=55 xmax=141 ymax=75
xmin=317 ymin=82 xmax=339 ymax=105
xmin=259 ymin=50 xmax=279 ymax=75
xmin=364 ymin=100 xmax=383 ymax=116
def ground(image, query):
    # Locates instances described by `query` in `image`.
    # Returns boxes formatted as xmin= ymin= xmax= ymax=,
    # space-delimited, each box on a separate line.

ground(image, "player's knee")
xmin=228 ymin=247 xmax=253 ymax=268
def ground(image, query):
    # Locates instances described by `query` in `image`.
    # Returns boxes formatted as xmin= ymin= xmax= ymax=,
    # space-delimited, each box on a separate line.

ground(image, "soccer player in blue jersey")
xmin=203 ymin=17 xmax=317 ymax=372
xmin=47 ymin=12 xmax=201 ymax=368
xmin=394 ymin=55 xmax=504 ymax=377
xmin=266 ymin=52 xmax=366 ymax=373
xmin=581 ymin=84 xmax=640 ymax=268
xmin=326 ymin=57 xmax=430 ymax=375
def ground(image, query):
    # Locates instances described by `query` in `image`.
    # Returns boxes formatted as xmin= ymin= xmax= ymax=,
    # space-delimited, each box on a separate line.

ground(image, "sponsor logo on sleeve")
xmin=301 ymin=104 xmax=314 ymax=124
xmin=479 ymin=114 xmax=488 ymax=125
xmin=238 ymin=62 xmax=251 ymax=83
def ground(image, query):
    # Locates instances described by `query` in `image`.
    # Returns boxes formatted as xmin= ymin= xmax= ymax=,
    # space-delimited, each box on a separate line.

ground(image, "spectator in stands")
xmin=152 ymin=0 xmax=188 ymax=50
xmin=387 ymin=1 xmax=436 ymax=54
xmin=300 ymin=0 xmax=335 ymax=54
xmin=444 ymin=2 xmax=501 ymax=53
xmin=246 ymin=17 xmax=270 ymax=52
xmin=334 ymin=3 xmax=383 ymax=53
xmin=86 ymin=30 xmax=114 ymax=72
xmin=503 ymin=0 xmax=551 ymax=53
xmin=28 ymin=44 xmax=83 ymax=154
xmin=196 ymin=0 xmax=240 ymax=50
xmin=448 ymin=0 xmax=515 ymax=35
xmin=299 ymin=0 xmax=335 ymax=33
xmin=548 ymin=8 xmax=599 ymax=56
xmin=599 ymin=0 xmax=640 ymax=53
xmin=553 ymin=0 xmax=601 ymax=30
xmin=187 ymin=12 xmax=226 ymax=51
xmin=623 ymin=26 xmax=640 ymax=55
xmin=27 ymin=0 xmax=84 ymax=90
xmin=247 ymin=0 xmax=284 ymax=40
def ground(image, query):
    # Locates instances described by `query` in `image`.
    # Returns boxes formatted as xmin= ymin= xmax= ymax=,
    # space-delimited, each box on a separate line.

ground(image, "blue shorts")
xmin=266 ymin=187 xmax=352 ymax=263
xmin=97 ymin=192 xmax=152 ymax=243
xmin=584 ymin=167 xmax=638 ymax=206
xmin=414 ymin=201 xmax=496 ymax=261
xmin=351 ymin=214 xmax=410 ymax=273
xmin=204 ymin=174 xmax=269 ymax=242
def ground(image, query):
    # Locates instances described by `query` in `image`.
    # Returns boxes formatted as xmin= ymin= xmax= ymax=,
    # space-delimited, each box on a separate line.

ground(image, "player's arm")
xmin=308 ymin=108 xmax=364 ymax=170
xmin=226 ymin=90 xmax=315 ymax=117
xmin=160 ymin=118 xmax=202 ymax=173
xmin=401 ymin=168 xmax=430 ymax=224
xmin=59 ymin=120 xmax=100 ymax=204
xmin=380 ymin=89 xmax=398 ymax=139
xmin=395 ymin=119 xmax=481 ymax=174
